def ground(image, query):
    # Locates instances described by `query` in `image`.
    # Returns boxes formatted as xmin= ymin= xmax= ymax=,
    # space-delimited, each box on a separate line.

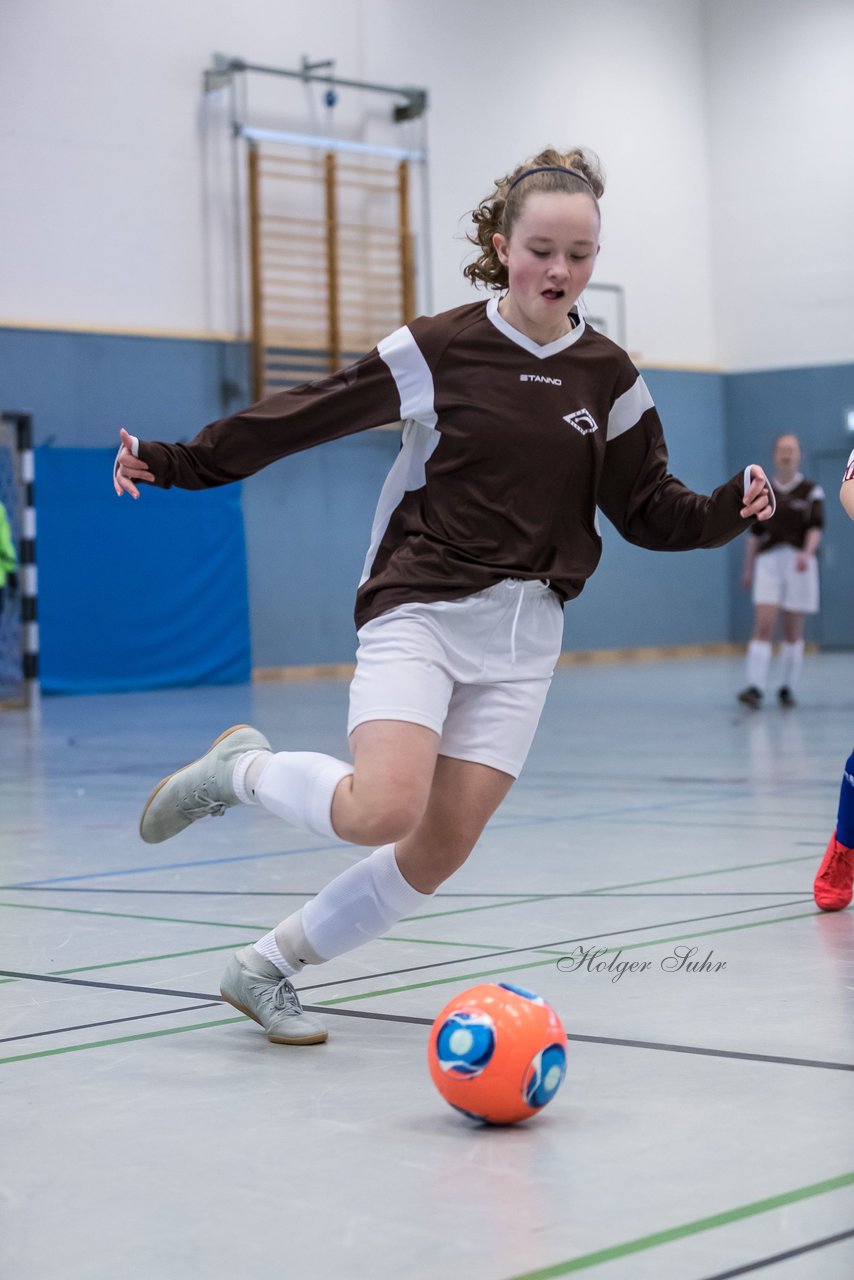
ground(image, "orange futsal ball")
xmin=427 ymin=982 xmax=567 ymax=1125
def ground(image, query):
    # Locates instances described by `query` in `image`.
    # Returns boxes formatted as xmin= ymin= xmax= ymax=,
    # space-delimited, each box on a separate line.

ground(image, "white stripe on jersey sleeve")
xmin=606 ymin=375 xmax=655 ymax=441
xmin=809 ymin=484 xmax=825 ymax=501
xmin=358 ymin=420 xmax=441 ymax=587
xmin=378 ymin=326 xmax=438 ymax=429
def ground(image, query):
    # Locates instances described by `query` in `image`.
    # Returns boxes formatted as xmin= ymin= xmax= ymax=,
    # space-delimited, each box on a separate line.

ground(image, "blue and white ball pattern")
xmin=435 ymin=1011 xmax=496 ymax=1077
xmin=498 ymin=981 xmax=545 ymax=1005
xmin=524 ymin=1043 xmax=567 ymax=1108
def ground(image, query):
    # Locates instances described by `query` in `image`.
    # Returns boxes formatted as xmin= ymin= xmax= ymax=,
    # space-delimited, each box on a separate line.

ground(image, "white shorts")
xmin=753 ymin=545 xmax=820 ymax=614
xmin=347 ymin=580 xmax=565 ymax=777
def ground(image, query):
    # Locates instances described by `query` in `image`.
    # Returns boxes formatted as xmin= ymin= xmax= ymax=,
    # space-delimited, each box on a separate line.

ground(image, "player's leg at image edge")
xmin=814 ymin=750 xmax=854 ymax=912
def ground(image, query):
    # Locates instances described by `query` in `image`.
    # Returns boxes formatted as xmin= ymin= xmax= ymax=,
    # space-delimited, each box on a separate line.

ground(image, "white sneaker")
xmin=220 ymin=947 xmax=328 ymax=1045
xmin=139 ymin=724 xmax=270 ymax=844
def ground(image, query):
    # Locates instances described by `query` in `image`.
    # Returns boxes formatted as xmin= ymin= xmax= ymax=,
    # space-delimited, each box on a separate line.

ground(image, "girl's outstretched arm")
xmin=114 ymin=428 xmax=154 ymax=498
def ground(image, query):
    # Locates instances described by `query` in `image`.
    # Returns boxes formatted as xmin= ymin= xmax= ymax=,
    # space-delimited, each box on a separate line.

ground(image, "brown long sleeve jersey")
xmin=749 ymin=474 xmax=824 ymax=554
xmin=138 ymin=298 xmax=751 ymax=630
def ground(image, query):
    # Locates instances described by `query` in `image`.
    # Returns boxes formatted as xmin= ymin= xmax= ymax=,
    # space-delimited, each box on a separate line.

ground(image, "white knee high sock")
xmin=251 ymin=751 xmax=353 ymax=839
xmin=746 ymin=640 xmax=772 ymax=691
xmin=778 ymin=640 xmax=804 ymax=692
xmin=254 ymin=844 xmax=433 ymax=974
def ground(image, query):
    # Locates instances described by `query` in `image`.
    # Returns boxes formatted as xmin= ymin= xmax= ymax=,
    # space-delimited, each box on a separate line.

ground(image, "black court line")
xmin=0 ymin=897 xmax=815 ymax=1002
xmin=0 ymin=886 xmax=814 ymax=899
xmin=0 ymin=969 xmax=217 ymax=1000
xmin=317 ymin=1006 xmax=432 ymax=1028
xmin=0 ymin=1003 xmax=222 ymax=1045
xmin=3 ymin=969 xmax=852 ymax=1072
xmin=697 ymin=1227 xmax=854 ymax=1279
xmin=298 ymin=898 xmax=815 ymax=993
xmin=562 ymin=1032 xmax=854 ymax=1073
xmin=321 ymin=1010 xmax=854 ymax=1071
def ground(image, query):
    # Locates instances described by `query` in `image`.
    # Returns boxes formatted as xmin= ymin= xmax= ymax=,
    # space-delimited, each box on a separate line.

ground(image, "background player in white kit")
xmin=738 ymin=433 xmax=824 ymax=708
xmin=813 ymin=448 xmax=854 ymax=912
xmin=114 ymin=146 xmax=774 ymax=1046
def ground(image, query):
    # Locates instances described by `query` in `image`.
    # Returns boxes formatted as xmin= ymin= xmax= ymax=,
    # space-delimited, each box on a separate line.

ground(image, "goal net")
xmin=0 ymin=412 xmax=36 ymax=709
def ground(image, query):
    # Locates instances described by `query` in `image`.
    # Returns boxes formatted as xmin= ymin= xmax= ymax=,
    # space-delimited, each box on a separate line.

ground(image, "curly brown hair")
xmin=464 ymin=147 xmax=605 ymax=292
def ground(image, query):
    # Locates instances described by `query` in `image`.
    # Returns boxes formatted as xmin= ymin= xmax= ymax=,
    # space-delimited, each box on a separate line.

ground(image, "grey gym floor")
xmin=1 ymin=654 xmax=853 ymax=1280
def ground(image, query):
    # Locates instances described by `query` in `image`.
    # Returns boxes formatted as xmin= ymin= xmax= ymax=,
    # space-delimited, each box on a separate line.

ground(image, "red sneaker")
xmin=813 ymin=831 xmax=854 ymax=911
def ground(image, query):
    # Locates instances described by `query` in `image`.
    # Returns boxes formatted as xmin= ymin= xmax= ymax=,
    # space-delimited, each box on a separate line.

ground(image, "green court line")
xmin=401 ymin=858 xmax=816 ymax=922
xmin=1 ymin=929 xmax=557 ymax=992
xmin=317 ymin=957 xmax=564 ymax=1004
xmin=1 ymin=853 xmax=815 ymax=938
xmin=0 ymin=1016 xmax=245 ymax=1066
xmin=401 ymin=895 xmax=554 ymax=922
xmin=579 ymin=853 xmax=818 ymax=895
xmin=2 ymin=903 xmax=817 ymax=996
xmin=0 ymin=909 xmax=820 ymax=1066
xmin=0 ymin=843 xmax=819 ymax=997
xmin=0 ymin=901 xmax=269 ymax=930
xmin=315 ymin=910 xmax=818 ymax=1007
xmin=0 ymin=894 xmax=553 ymax=930
xmin=0 ymin=941 xmax=256 ymax=987
xmin=396 ymin=854 xmax=817 ymax=923
xmin=384 ymin=934 xmax=566 ymax=956
xmin=55 ymin=941 xmax=256 ymax=976
xmin=501 ymin=1170 xmax=854 ymax=1279
xmin=0 ymin=931 xmax=560 ymax=991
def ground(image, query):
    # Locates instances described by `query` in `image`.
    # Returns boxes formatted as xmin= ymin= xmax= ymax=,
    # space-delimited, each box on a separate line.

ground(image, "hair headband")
xmin=507 ymin=165 xmax=592 ymax=193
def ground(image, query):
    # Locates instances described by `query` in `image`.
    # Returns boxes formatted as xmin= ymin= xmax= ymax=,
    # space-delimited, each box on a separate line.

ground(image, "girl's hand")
xmin=114 ymin=427 xmax=155 ymax=498
xmin=741 ymin=465 xmax=774 ymax=521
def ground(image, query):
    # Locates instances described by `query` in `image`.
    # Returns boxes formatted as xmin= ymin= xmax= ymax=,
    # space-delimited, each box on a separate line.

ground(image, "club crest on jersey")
xmin=563 ymin=409 xmax=598 ymax=435
xmin=520 ymin=374 xmax=562 ymax=385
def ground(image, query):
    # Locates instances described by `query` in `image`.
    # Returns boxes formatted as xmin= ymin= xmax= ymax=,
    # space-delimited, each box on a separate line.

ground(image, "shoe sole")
xmin=813 ymin=888 xmax=853 ymax=911
xmin=220 ymin=986 xmax=329 ymax=1045
xmin=813 ymin=834 xmax=854 ymax=912
xmin=139 ymin=724 xmax=252 ymax=844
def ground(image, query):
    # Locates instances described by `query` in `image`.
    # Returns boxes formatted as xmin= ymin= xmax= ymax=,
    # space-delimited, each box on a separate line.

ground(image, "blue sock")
xmin=835 ymin=751 xmax=854 ymax=848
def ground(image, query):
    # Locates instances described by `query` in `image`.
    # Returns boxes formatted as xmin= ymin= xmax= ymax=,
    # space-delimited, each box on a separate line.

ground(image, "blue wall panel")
xmin=5 ymin=326 xmax=850 ymax=691
xmin=0 ymin=327 xmax=250 ymax=448
xmin=723 ymin=362 xmax=854 ymax=645
xmin=566 ymin=367 xmax=734 ymax=650
xmin=241 ymin=432 xmax=403 ymax=668
xmin=37 ymin=449 xmax=250 ymax=693
xmin=241 ymin=367 xmax=736 ymax=665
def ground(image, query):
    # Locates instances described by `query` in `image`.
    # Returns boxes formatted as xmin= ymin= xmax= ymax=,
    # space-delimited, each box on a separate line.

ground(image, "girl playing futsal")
xmin=114 ymin=147 xmax=774 ymax=1044
xmin=737 ymin=432 xmax=824 ymax=709
xmin=813 ymin=450 xmax=854 ymax=912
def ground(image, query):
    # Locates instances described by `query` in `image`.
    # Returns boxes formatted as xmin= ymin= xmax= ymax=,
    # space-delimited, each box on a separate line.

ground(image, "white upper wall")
xmin=360 ymin=0 xmax=718 ymax=366
xmin=704 ymin=0 xmax=854 ymax=370
xmin=0 ymin=0 xmax=851 ymax=370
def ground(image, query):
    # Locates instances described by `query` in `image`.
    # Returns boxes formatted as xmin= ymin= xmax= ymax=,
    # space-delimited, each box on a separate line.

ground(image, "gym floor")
xmin=1 ymin=654 xmax=852 ymax=1280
